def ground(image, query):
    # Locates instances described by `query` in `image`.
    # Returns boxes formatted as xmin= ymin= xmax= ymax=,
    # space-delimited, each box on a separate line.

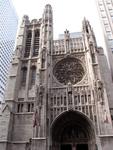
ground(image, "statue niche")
xmin=33 ymin=84 xmax=45 ymax=137
xmin=64 ymin=29 xmax=70 ymax=54
xmin=41 ymin=47 xmax=46 ymax=68
xmin=67 ymin=81 xmax=73 ymax=107
xmin=96 ymin=79 xmax=104 ymax=104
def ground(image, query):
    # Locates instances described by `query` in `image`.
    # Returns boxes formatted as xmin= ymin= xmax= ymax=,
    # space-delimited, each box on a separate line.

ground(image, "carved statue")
xmin=67 ymin=81 xmax=72 ymax=92
xmin=42 ymin=47 xmax=46 ymax=60
xmin=89 ymin=41 xmax=96 ymax=63
xmin=33 ymin=107 xmax=39 ymax=127
xmin=41 ymin=47 xmax=46 ymax=68
xmin=67 ymin=81 xmax=73 ymax=105
xmin=96 ymin=79 xmax=104 ymax=104
xmin=104 ymin=110 xmax=109 ymax=124
xmin=33 ymin=106 xmax=41 ymax=137
xmin=89 ymin=41 xmax=94 ymax=54
xmin=36 ymin=84 xmax=44 ymax=106
xmin=15 ymin=45 xmax=22 ymax=57
xmin=33 ymin=83 xmax=44 ymax=137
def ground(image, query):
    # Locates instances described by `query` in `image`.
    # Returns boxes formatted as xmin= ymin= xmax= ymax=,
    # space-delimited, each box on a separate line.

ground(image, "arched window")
xmin=21 ymin=67 xmax=27 ymax=86
xmin=33 ymin=30 xmax=40 ymax=56
xmin=27 ymin=103 xmax=34 ymax=112
xmin=24 ymin=31 xmax=32 ymax=57
xmin=17 ymin=103 xmax=23 ymax=112
xmin=30 ymin=66 xmax=36 ymax=85
xmin=28 ymin=103 xmax=30 ymax=112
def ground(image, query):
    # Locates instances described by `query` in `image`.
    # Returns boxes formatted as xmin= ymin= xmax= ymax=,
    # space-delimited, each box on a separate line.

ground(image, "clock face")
xmin=53 ymin=57 xmax=84 ymax=85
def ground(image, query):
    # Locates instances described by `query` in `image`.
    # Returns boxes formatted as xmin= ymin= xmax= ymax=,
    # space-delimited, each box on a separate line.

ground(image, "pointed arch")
xmin=21 ymin=67 xmax=27 ymax=86
xmin=24 ymin=30 xmax=32 ymax=57
xmin=30 ymin=65 xmax=36 ymax=85
xmin=33 ymin=29 xmax=40 ymax=56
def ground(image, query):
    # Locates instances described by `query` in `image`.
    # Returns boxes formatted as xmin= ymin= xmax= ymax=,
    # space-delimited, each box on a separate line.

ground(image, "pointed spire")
xmin=43 ymin=4 xmax=53 ymax=19
xmin=82 ymin=17 xmax=91 ymax=34
xmin=64 ymin=29 xmax=70 ymax=40
xmin=64 ymin=29 xmax=70 ymax=53
xmin=45 ymin=4 xmax=52 ymax=9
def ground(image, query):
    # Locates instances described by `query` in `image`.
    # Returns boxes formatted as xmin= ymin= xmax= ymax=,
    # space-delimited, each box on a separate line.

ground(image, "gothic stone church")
xmin=1 ymin=4 xmax=113 ymax=150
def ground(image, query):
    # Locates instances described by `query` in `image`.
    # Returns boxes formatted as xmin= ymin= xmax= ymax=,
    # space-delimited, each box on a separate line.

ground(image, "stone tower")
xmin=0 ymin=4 xmax=113 ymax=150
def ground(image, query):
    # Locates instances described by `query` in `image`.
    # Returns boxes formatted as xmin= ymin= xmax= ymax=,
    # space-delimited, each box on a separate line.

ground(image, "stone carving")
xmin=15 ymin=45 xmax=22 ymax=57
xmin=53 ymin=57 xmax=84 ymax=85
xmin=64 ymin=29 xmax=70 ymax=40
xmin=33 ymin=105 xmax=41 ymax=137
xmin=33 ymin=84 xmax=44 ymax=137
xmin=37 ymin=84 xmax=44 ymax=106
xmin=89 ymin=42 xmax=96 ymax=63
xmin=89 ymin=41 xmax=94 ymax=54
xmin=96 ymin=79 xmax=104 ymax=104
xmin=104 ymin=110 xmax=109 ymax=124
xmin=42 ymin=47 xmax=46 ymax=60
xmin=41 ymin=47 xmax=46 ymax=68
xmin=64 ymin=29 xmax=70 ymax=53
xmin=67 ymin=81 xmax=73 ymax=105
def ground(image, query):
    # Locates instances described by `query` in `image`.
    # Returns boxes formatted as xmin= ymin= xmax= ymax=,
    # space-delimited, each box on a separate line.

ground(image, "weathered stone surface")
xmin=0 ymin=4 xmax=113 ymax=150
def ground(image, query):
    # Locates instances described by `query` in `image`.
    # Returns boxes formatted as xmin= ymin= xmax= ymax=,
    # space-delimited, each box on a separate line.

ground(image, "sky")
xmin=12 ymin=0 xmax=105 ymax=47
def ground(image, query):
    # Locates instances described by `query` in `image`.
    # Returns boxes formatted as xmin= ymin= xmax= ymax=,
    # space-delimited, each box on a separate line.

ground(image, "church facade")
xmin=0 ymin=4 xmax=113 ymax=150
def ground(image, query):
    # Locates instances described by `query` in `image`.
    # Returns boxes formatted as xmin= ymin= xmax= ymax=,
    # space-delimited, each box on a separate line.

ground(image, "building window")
xmin=108 ymin=5 xmax=112 ymax=10
xmin=100 ymin=6 xmax=104 ymax=11
xmin=30 ymin=66 xmax=36 ymax=85
xmin=31 ymin=103 xmax=34 ymax=112
xmin=105 ymin=25 xmax=111 ymax=32
xmin=108 ymin=33 xmax=113 ymax=40
xmin=18 ymin=98 xmax=24 ymax=101
xmin=28 ymin=103 xmax=30 ymax=112
xmin=99 ymin=1 xmax=103 ymax=6
xmin=101 ymin=12 xmax=106 ymax=18
xmin=28 ymin=97 xmax=35 ymax=101
xmin=110 ymin=11 xmax=113 ymax=17
xmin=106 ymin=0 xmax=111 ymax=4
xmin=33 ymin=30 xmax=40 ymax=56
xmin=103 ymin=19 xmax=108 ymax=25
xmin=17 ymin=103 xmax=23 ymax=112
xmin=27 ymin=103 xmax=34 ymax=112
xmin=21 ymin=67 xmax=27 ymax=86
xmin=24 ymin=31 xmax=32 ymax=57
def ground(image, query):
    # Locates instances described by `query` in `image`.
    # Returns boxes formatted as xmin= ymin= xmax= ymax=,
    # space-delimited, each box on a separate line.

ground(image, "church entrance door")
xmin=76 ymin=144 xmax=88 ymax=150
xmin=60 ymin=144 xmax=72 ymax=150
xmin=51 ymin=110 xmax=95 ymax=150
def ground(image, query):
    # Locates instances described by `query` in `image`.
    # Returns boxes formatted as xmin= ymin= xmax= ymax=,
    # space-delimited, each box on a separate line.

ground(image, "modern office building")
xmin=0 ymin=0 xmax=18 ymax=103
xmin=95 ymin=0 xmax=113 ymax=80
xmin=1 ymin=4 xmax=113 ymax=150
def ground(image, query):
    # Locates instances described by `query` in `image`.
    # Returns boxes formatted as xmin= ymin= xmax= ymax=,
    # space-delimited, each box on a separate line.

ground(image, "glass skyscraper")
xmin=0 ymin=0 xmax=18 ymax=104
xmin=96 ymin=0 xmax=113 ymax=80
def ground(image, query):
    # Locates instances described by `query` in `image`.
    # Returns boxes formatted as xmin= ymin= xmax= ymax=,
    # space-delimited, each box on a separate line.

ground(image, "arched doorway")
xmin=51 ymin=110 xmax=96 ymax=150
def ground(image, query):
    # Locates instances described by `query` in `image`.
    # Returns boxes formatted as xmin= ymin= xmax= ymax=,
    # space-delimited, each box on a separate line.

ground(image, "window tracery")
xmin=33 ymin=30 xmax=40 ymax=56
xmin=24 ymin=31 xmax=32 ymax=57
xmin=30 ymin=66 xmax=36 ymax=85
xmin=21 ymin=67 xmax=27 ymax=86
xmin=53 ymin=58 xmax=84 ymax=85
